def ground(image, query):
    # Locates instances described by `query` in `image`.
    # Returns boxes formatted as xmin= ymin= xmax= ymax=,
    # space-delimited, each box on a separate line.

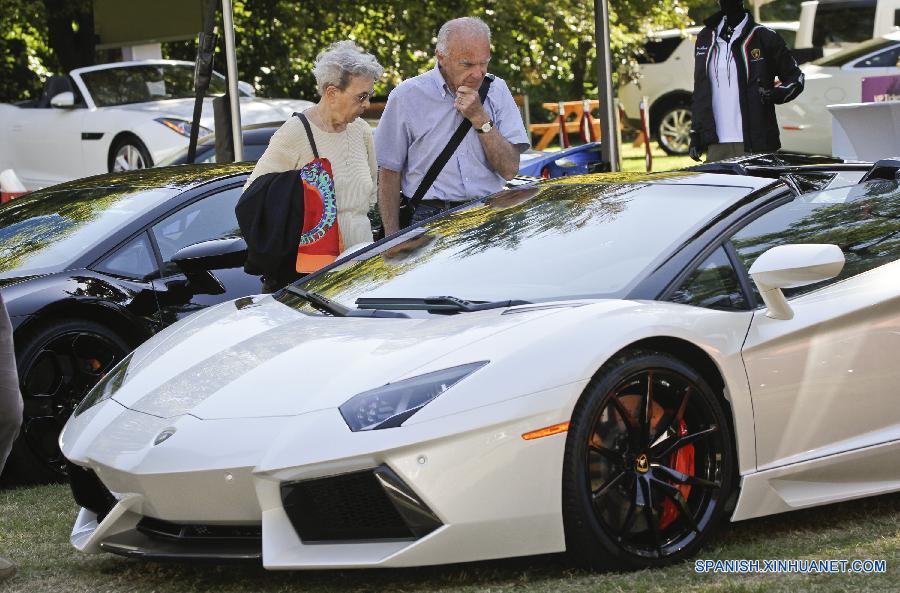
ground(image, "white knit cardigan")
xmin=244 ymin=114 xmax=377 ymax=249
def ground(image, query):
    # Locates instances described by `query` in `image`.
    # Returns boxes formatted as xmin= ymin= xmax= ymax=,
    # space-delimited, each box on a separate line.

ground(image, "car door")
xmin=149 ymin=184 xmax=262 ymax=324
xmin=10 ymin=98 xmax=87 ymax=189
xmin=734 ymin=179 xmax=900 ymax=470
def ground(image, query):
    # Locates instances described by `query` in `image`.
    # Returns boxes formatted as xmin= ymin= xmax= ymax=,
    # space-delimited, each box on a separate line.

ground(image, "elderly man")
xmin=376 ymin=16 xmax=529 ymax=235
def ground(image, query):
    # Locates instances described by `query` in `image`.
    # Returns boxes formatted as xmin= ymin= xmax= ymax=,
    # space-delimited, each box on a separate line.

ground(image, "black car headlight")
xmin=339 ymin=361 xmax=488 ymax=432
xmin=73 ymin=353 xmax=133 ymax=417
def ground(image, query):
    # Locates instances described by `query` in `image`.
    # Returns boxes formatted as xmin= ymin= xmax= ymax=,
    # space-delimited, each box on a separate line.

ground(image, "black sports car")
xmin=0 ymin=163 xmax=259 ymax=482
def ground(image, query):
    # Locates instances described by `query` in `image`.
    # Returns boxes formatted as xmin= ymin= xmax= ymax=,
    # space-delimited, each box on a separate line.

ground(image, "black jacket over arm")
xmin=690 ymin=10 xmax=805 ymax=153
xmin=235 ymin=171 xmax=305 ymax=291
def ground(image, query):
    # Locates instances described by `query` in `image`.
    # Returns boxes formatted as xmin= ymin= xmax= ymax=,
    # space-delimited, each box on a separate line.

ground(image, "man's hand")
xmin=455 ymin=85 xmax=489 ymax=127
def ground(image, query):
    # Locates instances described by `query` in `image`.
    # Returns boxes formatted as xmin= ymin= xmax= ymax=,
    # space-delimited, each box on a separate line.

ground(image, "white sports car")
xmin=0 ymin=60 xmax=312 ymax=190
xmin=60 ymin=154 xmax=900 ymax=570
xmin=777 ymin=31 xmax=900 ymax=155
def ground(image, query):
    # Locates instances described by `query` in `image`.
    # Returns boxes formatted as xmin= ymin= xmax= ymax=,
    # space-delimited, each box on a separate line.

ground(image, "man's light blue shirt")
xmin=375 ymin=65 xmax=530 ymax=202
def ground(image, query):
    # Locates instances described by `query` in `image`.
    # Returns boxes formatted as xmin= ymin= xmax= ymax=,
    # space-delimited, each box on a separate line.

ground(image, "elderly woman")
xmin=245 ymin=40 xmax=383 ymax=256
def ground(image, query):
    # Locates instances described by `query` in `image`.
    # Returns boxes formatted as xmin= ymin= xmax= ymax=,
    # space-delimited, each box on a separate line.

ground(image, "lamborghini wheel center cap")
xmin=635 ymin=453 xmax=650 ymax=473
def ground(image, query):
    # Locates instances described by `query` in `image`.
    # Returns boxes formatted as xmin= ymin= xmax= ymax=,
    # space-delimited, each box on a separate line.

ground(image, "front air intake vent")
xmin=281 ymin=465 xmax=441 ymax=542
xmin=67 ymin=462 xmax=117 ymax=522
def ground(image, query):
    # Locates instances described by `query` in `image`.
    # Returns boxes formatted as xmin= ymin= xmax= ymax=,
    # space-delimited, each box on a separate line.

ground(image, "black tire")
xmin=108 ymin=135 xmax=153 ymax=172
xmin=562 ymin=349 xmax=735 ymax=570
xmin=6 ymin=319 xmax=130 ymax=483
xmin=656 ymin=105 xmax=692 ymax=156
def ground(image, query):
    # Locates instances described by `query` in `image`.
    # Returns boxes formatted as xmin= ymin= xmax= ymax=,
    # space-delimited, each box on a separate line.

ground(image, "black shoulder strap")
xmin=409 ymin=75 xmax=494 ymax=207
xmin=292 ymin=111 xmax=319 ymax=158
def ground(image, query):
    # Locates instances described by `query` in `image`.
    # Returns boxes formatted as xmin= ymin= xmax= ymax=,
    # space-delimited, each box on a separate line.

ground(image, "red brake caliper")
xmin=659 ymin=419 xmax=694 ymax=530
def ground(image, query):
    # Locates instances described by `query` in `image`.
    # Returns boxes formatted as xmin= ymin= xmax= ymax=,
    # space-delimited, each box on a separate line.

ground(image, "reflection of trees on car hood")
xmin=0 ymin=163 xmax=253 ymax=276
xmin=306 ymin=181 xmax=644 ymax=304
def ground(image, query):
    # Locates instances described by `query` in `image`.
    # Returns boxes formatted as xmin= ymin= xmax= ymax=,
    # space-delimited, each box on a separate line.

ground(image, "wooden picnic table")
xmin=529 ymin=100 xmax=601 ymax=150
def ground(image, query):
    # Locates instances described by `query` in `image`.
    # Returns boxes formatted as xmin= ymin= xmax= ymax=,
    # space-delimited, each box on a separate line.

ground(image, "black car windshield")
xmin=293 ymin=175 xmax=753 ymax=309
xmin=80 ymin=64 xmax=229 ymax=107
xmin=0 ymin=185 xmax=176 ymax=278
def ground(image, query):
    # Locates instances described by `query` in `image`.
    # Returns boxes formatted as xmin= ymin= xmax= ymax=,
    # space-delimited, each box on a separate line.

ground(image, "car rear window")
xmin=812 ymin=1 xmax=876 ymax=48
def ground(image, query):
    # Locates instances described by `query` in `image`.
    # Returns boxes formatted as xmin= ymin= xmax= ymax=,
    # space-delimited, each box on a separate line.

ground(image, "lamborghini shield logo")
xmin=635 ymin=453 xmax=650 ymax=473
xmin=751 ymin=48 xmax=761 ymax=59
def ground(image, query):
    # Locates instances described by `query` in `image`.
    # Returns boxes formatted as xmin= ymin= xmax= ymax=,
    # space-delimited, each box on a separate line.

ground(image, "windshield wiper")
xmin=780 ymin=174 xmax=803 ymax=196
xmin=356 ymin=295 xmax=531 ymax=314
xmin=283 ymin=286 xmax=409 ymax=318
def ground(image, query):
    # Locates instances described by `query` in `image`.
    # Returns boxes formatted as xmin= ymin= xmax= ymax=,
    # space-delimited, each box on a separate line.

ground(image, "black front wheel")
xmin=562 ymin=349 xmax=735 ymax=570
xmin=7 ymin=319 xmax=129 ymax=483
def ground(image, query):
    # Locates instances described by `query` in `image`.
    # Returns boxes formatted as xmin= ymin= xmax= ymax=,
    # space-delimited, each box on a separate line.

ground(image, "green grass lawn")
xmin=619 ymin=139 xmax=696 ymax=173
xmin=1 ymin=480 xmax=898 ymax=593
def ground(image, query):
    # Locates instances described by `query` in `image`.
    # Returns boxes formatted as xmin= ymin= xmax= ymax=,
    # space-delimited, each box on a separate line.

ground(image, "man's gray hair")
xmin=436 ymin=17 xmax=491 ymax=54
xmin=312 ymin=40 xmax=384 ymax=96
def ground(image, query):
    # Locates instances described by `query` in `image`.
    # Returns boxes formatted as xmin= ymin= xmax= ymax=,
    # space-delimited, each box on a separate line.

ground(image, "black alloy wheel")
xmin=7 ymin=319 xmax=129 ymax=483
xmin=563 ymin=349 xmax=735 ymax=570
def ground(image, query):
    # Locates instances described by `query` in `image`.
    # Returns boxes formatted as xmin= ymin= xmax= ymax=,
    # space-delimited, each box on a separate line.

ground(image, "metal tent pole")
xmin=593 ymin=0 xmax=620 ymax=171
xmin=222 ymin=0 xmax=243 ymax=161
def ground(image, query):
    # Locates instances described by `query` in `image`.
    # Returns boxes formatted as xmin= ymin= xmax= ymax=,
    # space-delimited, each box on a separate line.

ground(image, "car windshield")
xmin=0 ymin=185 xmax=176 ymax=278
xmin=291 ymin=175 xmax=754 ymax=310
xmin=80 ymin=64 xmax=229 ymax=107
xmin=812 ymin=37 xmax=895 ymax=67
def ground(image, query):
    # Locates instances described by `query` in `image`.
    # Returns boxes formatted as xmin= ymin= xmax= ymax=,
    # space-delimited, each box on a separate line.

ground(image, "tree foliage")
xmin=2 ymin=0 xmax=707 ymax=118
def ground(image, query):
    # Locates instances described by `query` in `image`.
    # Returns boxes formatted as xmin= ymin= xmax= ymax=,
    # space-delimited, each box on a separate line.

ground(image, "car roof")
xmin=198 ymin=124 xmax=280 ymax=146
xmin=34 ymin=162 xmax=254 ymax=194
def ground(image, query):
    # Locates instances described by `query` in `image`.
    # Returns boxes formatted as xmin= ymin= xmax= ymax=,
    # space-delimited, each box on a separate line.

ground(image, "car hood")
xmin=108 ymin=96 xmax=313 ymax=129
xmin=111 ymin=296 xmax=576 ymax=420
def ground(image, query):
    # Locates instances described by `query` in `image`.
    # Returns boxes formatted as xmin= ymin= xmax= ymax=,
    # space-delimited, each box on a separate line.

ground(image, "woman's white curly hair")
xmin=312 ymin=40 xmax=384 ymax=96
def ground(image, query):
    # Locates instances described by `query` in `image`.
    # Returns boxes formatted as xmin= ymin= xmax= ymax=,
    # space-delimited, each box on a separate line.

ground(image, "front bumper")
xmin=62 ymin=382 xmax=583 ymax=568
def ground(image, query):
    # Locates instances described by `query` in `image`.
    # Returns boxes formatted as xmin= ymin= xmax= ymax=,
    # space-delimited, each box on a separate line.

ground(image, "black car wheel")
xmin=562 ymin=349 xmax=735 ymax=570
xmin=7 ymin=319 xmax=129 ymax=483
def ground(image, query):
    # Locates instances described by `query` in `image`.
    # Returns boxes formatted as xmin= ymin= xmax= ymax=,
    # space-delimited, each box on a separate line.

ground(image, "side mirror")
xmin=237 ymin=81 xmax=256 ymax=97
xmin=50 ymin=92 xmax=75 ymax=108
xmin=171 ymin=236 xmax=247 ymax=294
xmin=748 ymin=243 xmax=844 ymax=320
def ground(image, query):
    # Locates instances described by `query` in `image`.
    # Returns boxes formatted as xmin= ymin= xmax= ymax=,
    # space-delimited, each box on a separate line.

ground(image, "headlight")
xmin=73 ymin=353 xmax=133 ymax=417
xmin=339 ymin=361 xmax=488 ymax=432
xmin=155 ymin=118 xmax=211 ymax=137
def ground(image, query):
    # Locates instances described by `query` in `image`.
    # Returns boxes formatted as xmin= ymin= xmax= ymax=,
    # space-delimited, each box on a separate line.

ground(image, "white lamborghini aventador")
xmin=60 ymin=155 xmax=900 ymax=570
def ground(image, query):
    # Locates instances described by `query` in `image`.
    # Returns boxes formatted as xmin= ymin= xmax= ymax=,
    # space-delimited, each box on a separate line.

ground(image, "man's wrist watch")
xmin=475 ymin=119 xmax=494 ymax=134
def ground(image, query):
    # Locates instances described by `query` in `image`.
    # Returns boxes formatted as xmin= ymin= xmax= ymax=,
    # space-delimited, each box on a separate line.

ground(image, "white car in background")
xmin=618 ymin=22 xmax=799 ymax=155
xmin=777 ymin=32 xmax=900 ymax=154
xmin=0 ymin=60 xmax=312 ymax=190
